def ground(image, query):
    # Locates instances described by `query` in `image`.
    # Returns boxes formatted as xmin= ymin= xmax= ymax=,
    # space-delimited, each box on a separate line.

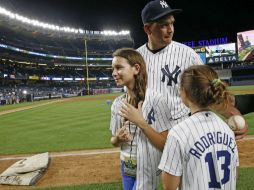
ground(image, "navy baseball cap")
xmin=141 ymin=0 xmax=182 ymax=24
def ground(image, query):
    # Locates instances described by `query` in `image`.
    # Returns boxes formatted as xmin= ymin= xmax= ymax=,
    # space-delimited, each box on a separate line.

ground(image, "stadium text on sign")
xmin=182 ymin=37 xmax=228 ymax=47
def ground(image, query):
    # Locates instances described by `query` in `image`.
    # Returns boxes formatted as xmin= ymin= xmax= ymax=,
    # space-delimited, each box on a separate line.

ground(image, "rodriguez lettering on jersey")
xmin=189 ymin=131 xmax=237 ymax=159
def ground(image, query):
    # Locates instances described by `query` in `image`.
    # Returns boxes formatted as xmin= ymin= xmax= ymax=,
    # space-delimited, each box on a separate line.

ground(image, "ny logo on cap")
xmin=160 ymin=0 xmax=169 ymax=8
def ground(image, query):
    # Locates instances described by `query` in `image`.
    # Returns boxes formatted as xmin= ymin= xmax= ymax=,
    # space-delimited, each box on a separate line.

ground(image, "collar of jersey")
xmin=145 ymin=42 xmax=173 ymax=54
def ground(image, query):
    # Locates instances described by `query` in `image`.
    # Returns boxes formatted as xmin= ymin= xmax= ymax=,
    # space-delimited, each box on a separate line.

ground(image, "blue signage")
xmin=206 ymin=55 xmax=237 ymax=64
xmin=182 ymin=37 xmax=229 ymax=48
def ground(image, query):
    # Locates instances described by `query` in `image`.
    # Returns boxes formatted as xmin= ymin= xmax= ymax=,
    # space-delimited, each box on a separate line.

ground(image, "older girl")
xmin=110 ymin=48 xmax=175 ymax=190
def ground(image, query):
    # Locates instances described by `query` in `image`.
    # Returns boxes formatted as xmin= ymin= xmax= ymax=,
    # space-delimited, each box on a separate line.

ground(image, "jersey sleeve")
xmin=155 ymin=95 xmax=176 ymax=133
xmin=191 ymin=50 xmax=204 ymax=65
xmin=158 ymin=132 xmax=183 ymax=176
xmin=110 ymin=99 xmax=120 ymax=136
xmin=235 ymin=144 xmax=239 ymax=167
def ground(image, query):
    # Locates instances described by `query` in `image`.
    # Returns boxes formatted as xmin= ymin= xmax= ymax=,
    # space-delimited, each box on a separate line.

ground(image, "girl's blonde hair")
xmin=180 ymin=65 xmax=231 ymax=111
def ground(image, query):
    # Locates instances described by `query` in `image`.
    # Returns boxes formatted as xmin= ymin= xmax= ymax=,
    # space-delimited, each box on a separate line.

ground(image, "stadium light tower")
xmin=84 ymin=39 xmax=90 ymax=95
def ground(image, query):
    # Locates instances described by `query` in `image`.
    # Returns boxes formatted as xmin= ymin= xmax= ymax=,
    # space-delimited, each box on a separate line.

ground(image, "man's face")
xmin=146 ymin=15 xmax=175 ymax=47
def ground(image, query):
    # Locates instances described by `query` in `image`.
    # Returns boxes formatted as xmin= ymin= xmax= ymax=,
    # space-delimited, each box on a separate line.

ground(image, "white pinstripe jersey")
xmin=110 ymin=89 xmax=176 ymax=190
xmin=137 ymin=41 xmax=203 ymax=120
xmin=110 ymin=94 xmax=138 ymax=161
xmin=136 ymin=89 xmax=176 ymax=190
xmin=159 ymin=111 xmax=239 ymax=190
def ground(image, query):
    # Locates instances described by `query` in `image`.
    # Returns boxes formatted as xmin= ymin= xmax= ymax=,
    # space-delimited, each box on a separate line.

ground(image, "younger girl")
xmin=159 ymin=65 xmax=240 ymax=190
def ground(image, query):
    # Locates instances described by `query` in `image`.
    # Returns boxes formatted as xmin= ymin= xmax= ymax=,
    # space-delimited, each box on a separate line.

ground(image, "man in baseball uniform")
xmin=137 ymin=0 xmax=248 ymax=137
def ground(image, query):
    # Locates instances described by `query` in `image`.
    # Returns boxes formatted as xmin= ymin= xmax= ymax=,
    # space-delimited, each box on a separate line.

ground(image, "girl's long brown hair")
xmin=113 ymin=48 xmax=147 ymax=108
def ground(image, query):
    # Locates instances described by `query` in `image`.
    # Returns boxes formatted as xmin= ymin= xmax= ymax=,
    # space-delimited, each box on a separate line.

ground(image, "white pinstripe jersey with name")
xmin=159 ymin=111 xmax=239 ymax=190
xmin=137 ymin=41 xmax=203 ymax=120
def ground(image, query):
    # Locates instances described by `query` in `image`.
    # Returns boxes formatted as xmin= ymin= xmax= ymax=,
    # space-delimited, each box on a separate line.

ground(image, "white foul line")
xmin=0 ymin=149 xmax=120 ymax=161
xmin=1 ymin=137 xmax=254 ymax=161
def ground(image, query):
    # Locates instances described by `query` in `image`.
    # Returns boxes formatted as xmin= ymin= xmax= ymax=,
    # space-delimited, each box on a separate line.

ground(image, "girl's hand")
xmin=119 ymin=101 xmax=146 ymax=127
xmin=116 ymin=125 xmax=132 ymax=142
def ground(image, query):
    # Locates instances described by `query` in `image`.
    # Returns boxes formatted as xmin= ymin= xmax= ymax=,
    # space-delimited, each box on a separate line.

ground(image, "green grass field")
xmin=0 ymin=87 xmax=253 ymax=189
xmin=0 ymin=96 xmax=114 ymax=154
xmin=0 ymin=89 xmax=253 ymax=155
xmin=228 ymin=85 xmax=254 ymax=92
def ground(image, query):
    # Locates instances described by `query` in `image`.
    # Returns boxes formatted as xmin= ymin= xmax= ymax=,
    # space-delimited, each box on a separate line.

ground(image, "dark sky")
xmin=0 ymin=0 xmax=254 ymax=48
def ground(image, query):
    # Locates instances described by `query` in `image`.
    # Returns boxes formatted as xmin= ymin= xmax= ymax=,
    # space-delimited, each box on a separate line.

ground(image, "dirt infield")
xmin=0 ymin=148 xmax=121 ymax=190
xmin=0 ymin=137 xmax=254 ymax=190
xmin=229 ymin=89 xmax=254 ymax=94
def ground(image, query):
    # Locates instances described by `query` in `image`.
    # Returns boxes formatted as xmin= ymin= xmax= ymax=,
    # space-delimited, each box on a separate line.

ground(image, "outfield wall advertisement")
xmin=237 ymin=30 xmax=254 ymax=62
xmin=205 ymin=43 xmax=237 ymax=64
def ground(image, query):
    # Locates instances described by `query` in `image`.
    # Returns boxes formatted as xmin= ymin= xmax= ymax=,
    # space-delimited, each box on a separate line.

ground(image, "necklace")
xmin=120 ymin=93 xmax=137 ymax=160
xmin=191 ymin=109 xmax=210 ymax=115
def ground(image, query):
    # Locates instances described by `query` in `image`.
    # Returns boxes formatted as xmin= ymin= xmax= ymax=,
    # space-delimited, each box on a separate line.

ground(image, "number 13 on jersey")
xmin=205 ymin=150 xmax=231 ymax=188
